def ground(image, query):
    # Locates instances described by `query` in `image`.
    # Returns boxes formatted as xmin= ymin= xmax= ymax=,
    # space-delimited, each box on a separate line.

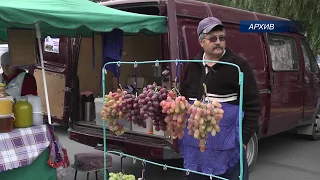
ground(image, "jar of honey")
xmin=14 ymin=98 xmax=33 ymax=128
xmin=0 ymin=83 xmax=6 ymax=98
xmin=0 ymin=96 xmax=14 ymax=115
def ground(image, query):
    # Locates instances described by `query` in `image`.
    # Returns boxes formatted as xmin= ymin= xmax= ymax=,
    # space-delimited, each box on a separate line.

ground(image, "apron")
xmin=0 ymin=72 xmax=26 ymax=98
xmin=179 ymin=101 xmax=244 ymax=175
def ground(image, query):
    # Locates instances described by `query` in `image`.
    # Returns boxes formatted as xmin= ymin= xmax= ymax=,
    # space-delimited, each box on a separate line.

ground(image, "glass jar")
xmin=0 ymin=83 xmax=6 ymax=98
xmin=14 ymin=98 xmax=33 ymax=128
xmin=0 ymin=96 xmax=14 ymax=115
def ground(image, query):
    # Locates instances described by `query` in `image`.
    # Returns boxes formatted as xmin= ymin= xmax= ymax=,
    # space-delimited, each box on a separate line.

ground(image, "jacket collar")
xmin=2 ymin=69 xmax=26 ymax=84
xmin=194 ymin=48 xmax=235 ymax=65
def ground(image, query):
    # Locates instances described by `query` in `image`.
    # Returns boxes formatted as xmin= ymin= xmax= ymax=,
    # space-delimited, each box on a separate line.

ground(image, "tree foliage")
xmin=200 ymin=0 xmax=320 ymax=53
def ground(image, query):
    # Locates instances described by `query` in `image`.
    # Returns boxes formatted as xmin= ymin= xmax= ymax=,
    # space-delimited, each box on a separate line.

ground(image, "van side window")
xmin=267 ymin=34 xmax=299 ymax=71
xmin=225 ymin=28 xmax=265 ymax=71
xmin=301 ymin=39 xmax=319 ymax=73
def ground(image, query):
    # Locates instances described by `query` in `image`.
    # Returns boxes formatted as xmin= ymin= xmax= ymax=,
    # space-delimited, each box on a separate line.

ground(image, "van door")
xmin=298 ymin=37 xmax=320 ymax=122
xmin=167 ymin=0 xmax=180 ymax=68
xmin=166 ymin=0 xmax=182 ymax=151
xmin=32 ymin=37 xmax=73 ymax=125
xmin=266 ymin=33 xmax=303 ymax=135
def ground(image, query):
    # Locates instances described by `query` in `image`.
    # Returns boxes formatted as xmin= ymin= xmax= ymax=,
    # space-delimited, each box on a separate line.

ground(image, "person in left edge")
xmin=0 ymin=51 xmax=38 ymax=97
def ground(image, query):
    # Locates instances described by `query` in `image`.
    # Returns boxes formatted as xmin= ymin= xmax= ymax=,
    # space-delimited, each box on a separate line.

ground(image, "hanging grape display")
xmin=101 ymin=82 xmax=225 ymax=153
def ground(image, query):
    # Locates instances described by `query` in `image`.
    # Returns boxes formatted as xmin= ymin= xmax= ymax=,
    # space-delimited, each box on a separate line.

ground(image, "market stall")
xmin=1 ymin=0 xmax=245 ymax=180
xmin=100 ymin=60 xmax=245 ymax=180
xmin=0 ymin=125 xmax=58 ymax=180
xmin=0 ymin=0 xmax=166 ymax=179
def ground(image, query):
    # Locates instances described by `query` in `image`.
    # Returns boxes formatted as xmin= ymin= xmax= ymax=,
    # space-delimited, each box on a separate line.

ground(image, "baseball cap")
xmin=197 ymin=17 xmax=224 ymax=36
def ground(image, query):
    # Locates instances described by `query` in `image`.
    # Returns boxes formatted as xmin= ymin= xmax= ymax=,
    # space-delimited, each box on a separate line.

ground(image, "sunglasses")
xmin=204 ymin=36 xmax=226 ymax=42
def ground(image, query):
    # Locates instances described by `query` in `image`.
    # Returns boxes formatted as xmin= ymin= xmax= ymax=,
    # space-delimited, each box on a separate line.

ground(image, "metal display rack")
xmin=101 ymin=60 xmax=244 ymax=180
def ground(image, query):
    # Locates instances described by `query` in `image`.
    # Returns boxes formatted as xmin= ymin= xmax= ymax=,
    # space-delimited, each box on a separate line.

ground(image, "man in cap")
xmin=179 ymin=17 xmax=261 ymax=180
xmin=0 ymin=51 xmax=37 ymax=97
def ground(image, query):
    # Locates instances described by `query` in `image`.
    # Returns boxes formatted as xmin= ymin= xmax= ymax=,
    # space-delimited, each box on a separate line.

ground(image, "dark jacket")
xmin=180 ymin=48 xmax=261 ymax=145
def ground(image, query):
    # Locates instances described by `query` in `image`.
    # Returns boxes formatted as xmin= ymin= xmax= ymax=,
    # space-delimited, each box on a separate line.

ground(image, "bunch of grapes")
xmin=153 ymin=113 xmax=167 ymax=131
xmin=160 ymin=91 xmax=191 ymax=139
xmin=130 ymin=96 xmax=147 ymax=127
xmin=118 ymin=93 xmax=144 ymax=127
xmin=137 ymin=83 xmax=168 ymax=131
xmin=119 ymin=93 xmax=135 ymax=114
xmin=101 ymin=89 xmax=127 ymax=136
xmin=108 ymin=172 xmax=136 ymax=180
xmin=186 ymin=100 xmax=224 ymax=152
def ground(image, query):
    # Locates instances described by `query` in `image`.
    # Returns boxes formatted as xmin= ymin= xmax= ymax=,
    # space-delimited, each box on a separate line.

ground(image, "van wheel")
xmin=312 ymin=115 xmax=320 ymax=140
xmin=246 ymin=133 xmax=258 ymax=172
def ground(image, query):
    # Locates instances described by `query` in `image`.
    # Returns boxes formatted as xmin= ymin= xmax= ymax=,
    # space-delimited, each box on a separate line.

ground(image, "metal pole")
xmin=35 ymin=23 xmax=52 ymax=125
xmin=238 ymin=72 xmax=244 ymax=180
xmin=102 ymin=69 xmax=107 ymax=180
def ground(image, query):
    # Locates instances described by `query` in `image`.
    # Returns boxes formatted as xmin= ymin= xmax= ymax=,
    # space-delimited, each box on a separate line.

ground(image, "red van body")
xmin=33 ymin=0 xmax=320 ymax=170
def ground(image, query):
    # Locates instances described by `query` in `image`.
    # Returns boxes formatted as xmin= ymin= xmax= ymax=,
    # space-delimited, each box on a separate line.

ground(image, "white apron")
xmin=0 ymin=72 xmax=27 ymax=98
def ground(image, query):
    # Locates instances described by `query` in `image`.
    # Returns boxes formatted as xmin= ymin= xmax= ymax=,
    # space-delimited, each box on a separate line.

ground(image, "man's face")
xmin=1 ymin=64 xmax=13 ymax=76
xmin=199 ymin=29 xmax=226 ymax=58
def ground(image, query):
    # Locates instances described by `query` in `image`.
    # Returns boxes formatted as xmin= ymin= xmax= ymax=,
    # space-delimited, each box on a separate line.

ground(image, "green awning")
xmin=0 ymin=0 xmax=167 ymax=41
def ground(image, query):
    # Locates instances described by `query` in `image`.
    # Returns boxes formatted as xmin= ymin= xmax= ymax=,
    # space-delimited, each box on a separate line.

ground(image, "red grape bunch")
xmin=119 ymin=93 xmax=135 ymax=114
xmin=186 ymin=100 xmax=224 ymax=152
xmin=101 ymin=89 xmax=127 ymax=136
xmin=138 ymin=83 xmax=168 ymax=131
xmin=118 ymin=93 xmax=144 ymax=127
xmin=129 ymin=96 xmax=146 ymax=128
xmin=160 ymin=91 xmax=191 ymax=139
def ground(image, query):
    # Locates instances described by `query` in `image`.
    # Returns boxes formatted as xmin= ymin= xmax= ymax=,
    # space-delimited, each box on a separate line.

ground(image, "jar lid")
xmin=0 ymin=113 xmax=14 ymax=119
xmin=0 ymin=83 xmax=5 ymax=87
xmin=17 ymin=98 xmax=27 ymax=101
xmin=0 ymin=96 xmax=13 ymax=101
xmin=15 ymin=96 xmax=28 ymax=101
